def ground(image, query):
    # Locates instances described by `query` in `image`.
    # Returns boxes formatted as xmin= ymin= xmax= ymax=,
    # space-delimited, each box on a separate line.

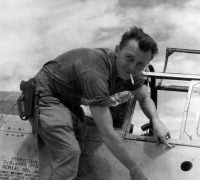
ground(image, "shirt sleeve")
xmin=78 ymin=72 xmax=115 ymax=107
xmin=123 ymin=73 xmax=145 ymax=91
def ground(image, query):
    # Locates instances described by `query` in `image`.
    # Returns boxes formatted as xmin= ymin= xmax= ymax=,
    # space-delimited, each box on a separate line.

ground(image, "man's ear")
xmin=115 ymin=45 xmax=120 ymax=56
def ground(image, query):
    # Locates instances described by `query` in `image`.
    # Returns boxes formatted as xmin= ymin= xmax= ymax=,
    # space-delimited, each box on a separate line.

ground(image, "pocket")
xmin=38 ymin=97 xmax=73 ymax=131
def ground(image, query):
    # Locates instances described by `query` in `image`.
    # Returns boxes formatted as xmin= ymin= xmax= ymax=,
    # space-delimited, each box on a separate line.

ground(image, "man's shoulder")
xmin=55 ymin=47 xmax=114 ymax=62
xmin=93 ymin=48 xmax=114 ymax=55
xmin=76 ymin=47 xmax=114 ymax=59
xmin=75 ymin=48 xmax=114 ymax=79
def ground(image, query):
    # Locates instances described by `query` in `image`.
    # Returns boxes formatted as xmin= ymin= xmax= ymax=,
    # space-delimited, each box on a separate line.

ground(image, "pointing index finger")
xmin=160 ymin=137 xmax=174 ymax=148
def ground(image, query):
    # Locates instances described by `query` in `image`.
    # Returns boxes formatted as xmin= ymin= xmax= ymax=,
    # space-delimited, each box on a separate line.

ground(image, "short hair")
xmin=119 ymin=26 xmax=158 ymax=60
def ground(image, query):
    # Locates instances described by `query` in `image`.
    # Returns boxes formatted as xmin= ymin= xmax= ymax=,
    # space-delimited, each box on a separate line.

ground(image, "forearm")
xmin=89 ymin=106 xmax=139 ymax=171
xmin=103 ymin=128 xmax=138 ymax=170
xmin=139 ymin=96 xmax=160 ymax=124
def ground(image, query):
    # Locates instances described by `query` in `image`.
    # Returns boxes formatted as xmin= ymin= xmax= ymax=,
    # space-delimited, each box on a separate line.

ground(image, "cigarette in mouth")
xmin=130 ymin=74 xmax=134 ymax=84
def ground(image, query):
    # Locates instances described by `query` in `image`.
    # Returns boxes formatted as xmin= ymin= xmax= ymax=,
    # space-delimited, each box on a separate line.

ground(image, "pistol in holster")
xmin=17 ymin=78 xmax=39 ymax=134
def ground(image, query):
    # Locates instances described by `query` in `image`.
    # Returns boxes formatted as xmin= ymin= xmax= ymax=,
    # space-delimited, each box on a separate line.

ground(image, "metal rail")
xmin=143 ymin=72 xmax=200 ymax=81
xmin=159 ymin=47 xmax=200 ymax=85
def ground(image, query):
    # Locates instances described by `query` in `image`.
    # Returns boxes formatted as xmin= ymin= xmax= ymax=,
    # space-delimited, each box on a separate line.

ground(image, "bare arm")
xmin=131 ymin=85 xmax=174 ymax=148
xmin=89 ymin=105 xmax=149 ymax=180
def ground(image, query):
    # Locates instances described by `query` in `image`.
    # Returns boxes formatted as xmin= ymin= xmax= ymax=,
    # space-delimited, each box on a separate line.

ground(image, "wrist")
xmin=151 ymin=116 xmax=160 ymax=125
xmin=128 ymin=162 xmax=141 ymax=172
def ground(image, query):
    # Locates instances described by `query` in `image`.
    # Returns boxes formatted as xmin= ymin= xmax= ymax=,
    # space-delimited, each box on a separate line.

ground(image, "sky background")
xmin=1 ymin=0 xmax=200 ymax=139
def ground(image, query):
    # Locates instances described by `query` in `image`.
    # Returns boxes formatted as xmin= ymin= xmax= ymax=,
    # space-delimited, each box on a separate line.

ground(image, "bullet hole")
xmin=181 ymin=161 xmax=193 ymax=171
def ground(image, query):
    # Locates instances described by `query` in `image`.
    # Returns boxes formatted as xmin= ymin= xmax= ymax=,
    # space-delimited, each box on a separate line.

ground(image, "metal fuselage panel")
xmin=1 ymin=92 xmax=200 ymax=180
xmin=85 ymin=126 xmax=200 ymax=180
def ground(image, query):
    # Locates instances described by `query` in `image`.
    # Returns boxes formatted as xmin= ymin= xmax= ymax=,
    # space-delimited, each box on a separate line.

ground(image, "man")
xmin=33 ymin=26 xmax=173 ymax=180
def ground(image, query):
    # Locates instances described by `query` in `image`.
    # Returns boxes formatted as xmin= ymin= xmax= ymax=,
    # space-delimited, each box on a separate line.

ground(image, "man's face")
xmin=115 ymin=39 xmax=152 ymax=80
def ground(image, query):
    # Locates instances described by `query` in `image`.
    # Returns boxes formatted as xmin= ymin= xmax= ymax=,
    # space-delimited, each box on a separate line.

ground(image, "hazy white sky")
xmin=1 ymin=0 xmax=200 ymax=138
xmin=1 ymin=0 xmax=200 ymax=90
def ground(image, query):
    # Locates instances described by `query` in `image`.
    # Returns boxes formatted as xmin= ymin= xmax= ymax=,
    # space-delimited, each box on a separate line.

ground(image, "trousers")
xmin=36 ymin=95 xmax=93 ymax=180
